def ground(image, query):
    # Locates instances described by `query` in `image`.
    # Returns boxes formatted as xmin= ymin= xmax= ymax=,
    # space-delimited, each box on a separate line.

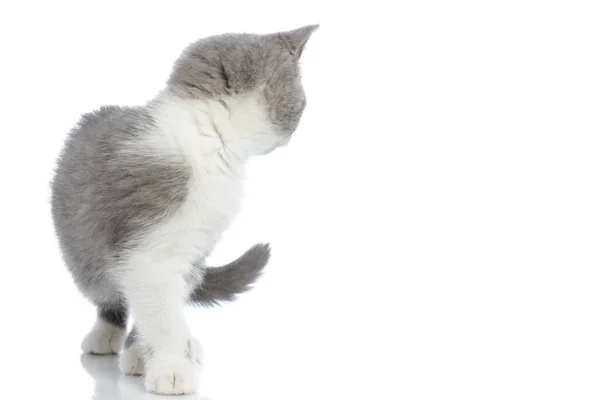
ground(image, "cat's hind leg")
xmin=81 ymin=303 xmax=128 ymax=355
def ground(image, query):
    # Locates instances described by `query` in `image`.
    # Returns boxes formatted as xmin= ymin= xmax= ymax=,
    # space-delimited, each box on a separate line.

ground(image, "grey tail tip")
xmin=189 ymin=243 xmax=271 ymax=307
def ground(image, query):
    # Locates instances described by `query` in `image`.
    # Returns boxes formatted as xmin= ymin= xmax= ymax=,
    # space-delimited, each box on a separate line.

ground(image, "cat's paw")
xmin=120 ymin=345 xmax=146 ymax=375
xmin=81 ymin=320 xmax=125 ymax=355
xmin=187 ymin=336 xmax=202 ymax=364
xmin=144 ymin=354 xmax=200 ymax=395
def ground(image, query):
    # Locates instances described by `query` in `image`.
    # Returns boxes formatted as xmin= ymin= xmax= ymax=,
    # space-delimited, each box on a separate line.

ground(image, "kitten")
xmin=51 ymin=25 xmax=318 ymax=395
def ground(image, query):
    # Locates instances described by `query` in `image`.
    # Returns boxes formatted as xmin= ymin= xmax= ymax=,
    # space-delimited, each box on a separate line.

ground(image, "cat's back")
xmin=51 ymin=105 xmax=155 ymax=219
xmin=51 ymin=104 xmax=190 ymax=267
xmin=53 ymin=105 xmax=154 ymax=179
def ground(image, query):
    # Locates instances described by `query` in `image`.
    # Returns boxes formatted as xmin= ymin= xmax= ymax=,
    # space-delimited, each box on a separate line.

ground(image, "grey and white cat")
xmin=51 ymin=25 xmax=318 ymax=395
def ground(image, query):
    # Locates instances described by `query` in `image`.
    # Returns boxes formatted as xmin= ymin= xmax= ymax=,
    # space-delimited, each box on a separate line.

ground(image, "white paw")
xmin=187 ymin=336 xmax=203 ymax=364
xmin=81 ymin=319 xmax=125 ymax=355
xmin=144 ymin=354 xmax=200 ymax=395
xmin=120 ymin=345 xmax=146 ymax=375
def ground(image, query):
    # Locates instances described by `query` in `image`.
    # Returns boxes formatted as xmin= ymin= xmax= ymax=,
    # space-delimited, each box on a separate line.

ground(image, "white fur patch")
xmin=187 ymin=336 xmax=203 ymax=364
xmin=120 ymin=344 xmax=146 ymax=376
xmin=119 ymin=336 xmax=201 ymax=376
xmin=81 ymin=319 xmax=126 ymax=355
xmin=144 ymin=354 xmax=201 ymax=395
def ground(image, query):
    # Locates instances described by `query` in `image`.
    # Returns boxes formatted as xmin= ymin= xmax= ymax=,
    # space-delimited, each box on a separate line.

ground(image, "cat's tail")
xmin=189 ymin=243 xmax=271 ymax=307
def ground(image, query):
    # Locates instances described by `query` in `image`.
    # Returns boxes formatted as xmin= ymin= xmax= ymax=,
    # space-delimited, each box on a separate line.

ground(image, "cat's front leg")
xmin=120 ymin=326 xmax=202 ymax=376
xmin=120 ymin=327 xmax=145 ymax=375
xmin=120 ymin=250 xmax=201 ymax=395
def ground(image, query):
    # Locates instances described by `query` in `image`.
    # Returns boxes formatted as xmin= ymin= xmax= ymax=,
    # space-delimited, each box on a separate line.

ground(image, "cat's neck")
xmin=149 ymin=89 xmax=278 ymax=165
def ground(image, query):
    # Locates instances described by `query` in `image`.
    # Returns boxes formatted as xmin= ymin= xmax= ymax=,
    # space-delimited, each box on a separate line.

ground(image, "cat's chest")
xmin=148 ymin=97 xmax=245 ymax=254
xmin=175 ymin=162 xmax=243 ymax=253
xmin=187 ymin=169 xmax=242 ymax=227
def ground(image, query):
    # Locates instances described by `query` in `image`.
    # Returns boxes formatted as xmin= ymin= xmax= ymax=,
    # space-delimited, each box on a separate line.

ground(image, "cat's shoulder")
xmin=75 ymin=105 xmax=155 ymax=138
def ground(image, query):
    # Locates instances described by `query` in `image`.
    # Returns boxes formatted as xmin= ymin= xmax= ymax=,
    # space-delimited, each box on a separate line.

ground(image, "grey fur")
xmin=50 ymin=26 xmax=317 ymax=359
xmin=189 ymin=243 xmax=271 ymax=306
xmin=278 ymin=25 xmax=320 ymax=58
xmin=98 ymin=305 xmax=128 ymax=328
xmin=125 ymin=327 xmax=138 ymax=349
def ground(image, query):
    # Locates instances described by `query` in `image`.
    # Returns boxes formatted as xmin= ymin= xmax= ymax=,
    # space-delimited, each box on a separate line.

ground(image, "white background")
xmin=0 ymin=1 xmax=599 ymax=399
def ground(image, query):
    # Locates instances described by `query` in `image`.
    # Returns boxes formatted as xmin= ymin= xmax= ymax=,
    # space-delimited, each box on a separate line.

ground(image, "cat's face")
xmin=168 ymin=25 xmax=318 ymax=152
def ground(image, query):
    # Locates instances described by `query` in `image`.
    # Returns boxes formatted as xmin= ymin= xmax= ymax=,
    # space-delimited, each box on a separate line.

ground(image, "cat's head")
xmin=167 ymin=25 xmax=318 ymax=155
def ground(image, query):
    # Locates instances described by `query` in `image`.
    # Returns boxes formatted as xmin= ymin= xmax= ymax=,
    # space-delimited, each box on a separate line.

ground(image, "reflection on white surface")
xmin=80 ymin=354 xmax=208 ymax=400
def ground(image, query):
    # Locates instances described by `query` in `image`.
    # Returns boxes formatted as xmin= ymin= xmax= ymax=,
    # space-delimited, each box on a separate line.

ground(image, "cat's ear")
xmin=278 ymin=24 xmax=319 ymax=58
